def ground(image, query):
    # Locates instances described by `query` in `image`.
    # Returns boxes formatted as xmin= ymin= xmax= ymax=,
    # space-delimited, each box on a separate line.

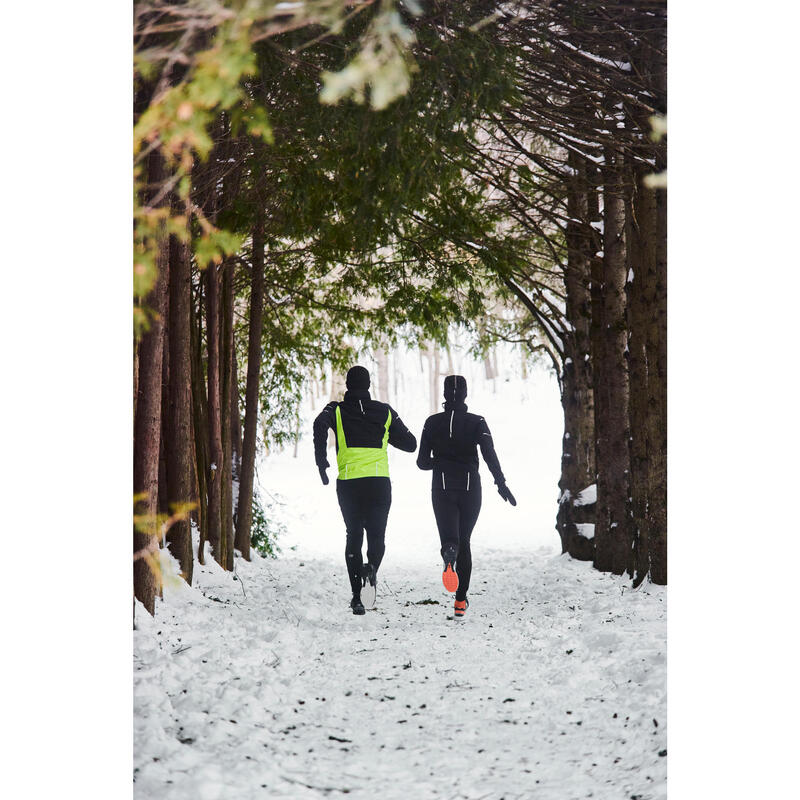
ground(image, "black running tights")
xmin=336 ymin=477 xmax=392 ymax=596
xmin=431 ymin=486 xmax=482 ymax=601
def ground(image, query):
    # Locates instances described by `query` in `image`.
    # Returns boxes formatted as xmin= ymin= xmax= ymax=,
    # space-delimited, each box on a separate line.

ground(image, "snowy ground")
xmin=134 ymin=540 xmax=666 ymax=799
xmin=134 ymin=351 xmax=666 ymax=798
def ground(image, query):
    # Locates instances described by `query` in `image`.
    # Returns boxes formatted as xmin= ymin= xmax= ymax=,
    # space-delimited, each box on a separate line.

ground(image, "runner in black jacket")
xmin=313 ymin=366 xmax=416 ymax=615
xmin=417 ymin=374 xmax=516 ymax=618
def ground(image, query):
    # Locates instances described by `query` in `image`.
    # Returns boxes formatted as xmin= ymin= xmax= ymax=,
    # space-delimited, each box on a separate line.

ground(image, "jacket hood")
xmin=443 ymin=374 xmax=467 ymax=404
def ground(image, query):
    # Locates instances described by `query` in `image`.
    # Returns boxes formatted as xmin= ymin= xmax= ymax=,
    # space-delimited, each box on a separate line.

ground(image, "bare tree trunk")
xmin=236 ymin=213 xmax=266 ymax=560
xmin=557 ymin=154 xmax=596 ymax=560
xmin=376 ymin=346 xmax=390 ymax=402
xmin=432 ymin=345 xmax=441 ymax=413
xmin=231 ymin=354 xmax=243 ymax=484
xmin=190 ymin=276 xmax=209 ymax=564
xmin=205 ymin=263 xmax=224 ymax=567
xmin=427 ymin=341 xmax=440 ymax=415
xmin=220 ymin=259 xmax=235 ymax=570
xmin=483 ymin=352 xmax=495 ymax=381
xmin=158 ymin=319 xmax=170 ymax=517
xmin=593 ymin=150 xmax=632 ymax=575
xmin=133 ymin=335 xmax=140 ymax=422
xmin=626 ymin=165 xmax=655 ymax=584
xmin=647 ymin=152 xmax=668 ymax=585
xmin=133 ymin=156 xmax=169 ymax=615
xmin=646 ymin=29 xmax=668 ymax=586
xmin=165 ymin=229 xmax=195 ymax=582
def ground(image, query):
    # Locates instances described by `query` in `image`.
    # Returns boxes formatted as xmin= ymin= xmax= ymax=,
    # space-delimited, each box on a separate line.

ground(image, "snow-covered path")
xmin=134 ymin=545 xmax=667 ymax=800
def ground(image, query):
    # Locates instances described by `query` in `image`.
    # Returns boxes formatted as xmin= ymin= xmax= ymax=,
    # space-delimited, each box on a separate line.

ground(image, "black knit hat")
xmin=346 ymin=365 xmax=371 ymax=391
xmin=443 ymin=374 xmax=467 ymax=403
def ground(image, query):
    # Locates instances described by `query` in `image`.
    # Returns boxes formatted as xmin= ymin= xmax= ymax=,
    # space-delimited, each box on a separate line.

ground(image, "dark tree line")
xmin=411 ymin=1 xmax=667 ymax=584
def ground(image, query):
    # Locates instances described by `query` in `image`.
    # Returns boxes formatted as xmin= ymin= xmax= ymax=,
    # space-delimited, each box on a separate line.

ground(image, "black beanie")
xmin=443 ymin=374 xmax=467 ymax=403
xmin=346 ymin=365 xmax=371 ymax=391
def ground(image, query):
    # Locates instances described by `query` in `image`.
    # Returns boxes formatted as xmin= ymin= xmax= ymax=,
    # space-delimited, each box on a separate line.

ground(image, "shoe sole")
xmin=442 ymin=565 xmax=459 ymax=593
xmin=361 ymin=581 xmax=376 ymax=609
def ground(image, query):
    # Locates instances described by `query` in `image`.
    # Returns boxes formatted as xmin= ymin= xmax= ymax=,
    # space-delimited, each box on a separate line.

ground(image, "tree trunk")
xmin=428 ymin=342 xmax=440 ymax=415
xmin=190 ymin=275 xmax=209 ymax=564
xmin=557 ymin=153 xmax=596 ymax=560
xmin=626 ymin=165 xmax=655 ymax=584
xmin=647 ymin=151 xmax=668 ymax=585
xmin=165 ymin=229 xmax=195 ymax=582
xmin=220 ymin=258 xmax=235 ymax=570
xmin=593 ymin=150 xmax=632 ymax=575
xmin=235 ymin=213 xmax=266 ymax=561
xmin=647 ymin=28 xmax=668 ymax=586
xmin=376 ymin=346 xmax=390 ymax=403
xmin=133 ymin=335 xmax=140 ymax=422
xmin=231 ymin=352 xmax=243 ymax=484
xmin=158 ymin=318 xmax=170 ymax=518
xmin=205 ymin=263 xmax=224 ymax=567
xmin=133 ymin=156 xmax=169 ymax=615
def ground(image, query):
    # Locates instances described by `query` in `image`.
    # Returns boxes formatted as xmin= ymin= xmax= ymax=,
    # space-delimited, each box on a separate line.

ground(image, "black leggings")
xmin=431 ymin=486 xmax=482 ymax=601
xmin=336 ymin=477 xmax=392 ymax=596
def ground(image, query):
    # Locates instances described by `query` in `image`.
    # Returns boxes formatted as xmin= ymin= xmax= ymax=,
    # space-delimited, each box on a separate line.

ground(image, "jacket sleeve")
xmin=313 ymin=402 xmax=337 ymax=469
xmin=387 ymin=406 xmax=417 ymax=453
xmin=416 ymin=419 xmax=433 ymax=470
xmin=476 ymin=417 xmax=506 ymax=485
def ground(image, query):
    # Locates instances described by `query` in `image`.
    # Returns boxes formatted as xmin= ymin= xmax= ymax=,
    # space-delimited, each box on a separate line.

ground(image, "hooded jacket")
xmin=313 ymin=388 xmax=417 ymax=478
xmin=416 ymin=375 xmax=506 ymax=491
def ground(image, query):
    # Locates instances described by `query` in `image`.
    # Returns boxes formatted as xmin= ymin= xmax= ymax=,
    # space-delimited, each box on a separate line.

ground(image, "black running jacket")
xmin=416 ymin=401 xmax=506 ymax=491
xmin=313 ymin=388 xmax=417 ymax=471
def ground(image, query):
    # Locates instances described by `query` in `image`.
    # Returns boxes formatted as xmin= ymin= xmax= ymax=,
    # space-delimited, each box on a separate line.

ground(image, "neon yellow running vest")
xmin=335 ymin=404 xmax=392 ymax=480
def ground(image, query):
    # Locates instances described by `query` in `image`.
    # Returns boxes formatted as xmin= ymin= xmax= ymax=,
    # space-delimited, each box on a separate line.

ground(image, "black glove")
xmin=319 ymin=467 xmax=329 ymax=486
xmin=497 ymin=483 xmax=517 ymax=506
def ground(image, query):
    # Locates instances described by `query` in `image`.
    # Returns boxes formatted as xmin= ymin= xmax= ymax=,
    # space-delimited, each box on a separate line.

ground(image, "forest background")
xmin=3 ymin=2 xmax=800 ymax=799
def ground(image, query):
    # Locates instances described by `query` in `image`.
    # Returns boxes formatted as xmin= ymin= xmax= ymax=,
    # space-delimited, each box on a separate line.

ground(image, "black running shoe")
xmin=350 ymin=596 xmax=365 ymax=615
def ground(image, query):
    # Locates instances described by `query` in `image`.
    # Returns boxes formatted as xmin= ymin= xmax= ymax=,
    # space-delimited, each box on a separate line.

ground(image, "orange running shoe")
xmin=454 ymin=599 xmax=468 ymax=618
xmin=442 ymin=544 xmax=459 ymax=592
xmin=442 ymin=564 xmax=459 ymax=592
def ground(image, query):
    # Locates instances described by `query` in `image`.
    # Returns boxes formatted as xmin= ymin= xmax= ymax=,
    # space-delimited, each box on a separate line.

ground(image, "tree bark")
xmin=165 ymin=229 xmax=195 ymax=582
xmin=205 ymin=263 xmax=224 ymax=567
xmin=557 ymin=153 xmax=596 ymax=560
xmin=646 ymin=26 xmax=668 ymax=586
xmin=220 ymin=258 xmax=235 ymax=570
xmin=133 ymin=156 xmax=169 ymax=614
xmin=231 ymin=352 xmax=243 ymax=484
xmin=626 ymin=165 xmax=656 ymax=584
xmin=647 ymin=152 xmax=668 ymax=585
xmin=157 ymin=316 xmax=170 ymax=517
xmin=190 ymin=276 xmax=209 ymax=564
xmin=235 ymin=212 xmax=266 ymax=560
xmin=593 ymin=149 xmax=632 ymax=575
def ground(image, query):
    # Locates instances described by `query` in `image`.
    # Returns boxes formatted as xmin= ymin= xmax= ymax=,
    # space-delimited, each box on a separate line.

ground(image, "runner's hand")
xmin=497 ymin=483 xmax=517 ymax=506
xmin=319 ymin=468 xmax=329 ymax=486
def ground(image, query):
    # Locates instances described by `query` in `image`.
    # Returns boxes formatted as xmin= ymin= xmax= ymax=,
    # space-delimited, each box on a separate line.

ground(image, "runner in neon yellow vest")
xmin=313 ymin=366 xmax=417 ymax=615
